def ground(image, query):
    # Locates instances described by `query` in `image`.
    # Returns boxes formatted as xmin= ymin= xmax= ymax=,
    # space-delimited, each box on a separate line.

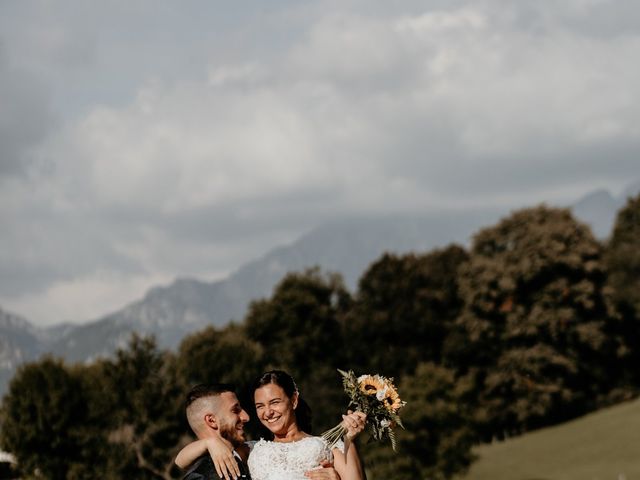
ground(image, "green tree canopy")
xmin=345 ymin=246 xmax=469 ymax=378
xmin=604 ymin=193 xmax=640 ymax=390
xmin=456 ymin=206 xmax=622 ymax=439
xmin=605 ymin=193 xmax=640 ymax=316
xmin=244 ymin=268 xmax=350 ymax=375
xmin=177 ymin=323 xmax=264 ymax=390
xmin=0 ymin=337 xmax=186 ymax=479
xmin=95 ymin=335 xmax=185 ymax=479
xmin=0 ymin=357 xmax=87 ymax=479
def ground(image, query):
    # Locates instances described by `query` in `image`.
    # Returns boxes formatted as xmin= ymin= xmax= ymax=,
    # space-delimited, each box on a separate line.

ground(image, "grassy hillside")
xmin=459 ymin=397 xmax=640 ymax=480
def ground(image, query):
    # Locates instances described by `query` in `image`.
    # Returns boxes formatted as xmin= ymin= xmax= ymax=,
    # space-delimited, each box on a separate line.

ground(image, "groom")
xmin=183 ymin=383 xmax=252 ymax=479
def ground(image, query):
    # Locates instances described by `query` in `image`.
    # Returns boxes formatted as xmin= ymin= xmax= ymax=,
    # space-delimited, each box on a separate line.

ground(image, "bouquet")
xmin=322 ymin=369 xmax=406 ymax=451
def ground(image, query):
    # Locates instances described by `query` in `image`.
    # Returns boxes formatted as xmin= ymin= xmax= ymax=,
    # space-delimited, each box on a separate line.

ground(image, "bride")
xmin=176 ymin=370 xmax=366 ymax=480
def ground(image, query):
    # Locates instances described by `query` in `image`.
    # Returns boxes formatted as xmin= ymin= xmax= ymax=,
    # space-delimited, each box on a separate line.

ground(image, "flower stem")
xmin=321 ymin=423 xmax=347 ymax=450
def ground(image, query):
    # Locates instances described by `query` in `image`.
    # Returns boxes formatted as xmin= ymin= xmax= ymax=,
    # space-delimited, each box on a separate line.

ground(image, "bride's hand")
xmin=342 ymin=410 xmax=366 ymax=441
xmin=205 ymin=437 xmax=240 ymax=480
xmin=305 ymin=460 xmax=340 ymax=479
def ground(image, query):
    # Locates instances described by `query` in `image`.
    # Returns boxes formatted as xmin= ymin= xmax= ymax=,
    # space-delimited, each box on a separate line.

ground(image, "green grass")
xmin=458 ymin=398 xmax=640 ymax=480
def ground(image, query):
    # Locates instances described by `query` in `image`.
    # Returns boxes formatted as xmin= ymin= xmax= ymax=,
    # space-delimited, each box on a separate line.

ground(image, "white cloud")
xmin=2 ymin=0 xmax=640 ymax=325
xmin=38 ymin=76 xmax=342 ymax=214
xmin=0 ymin=271 xmax=172 ymax=326
xmin=35 ymin=2 xmax=640 ymax=209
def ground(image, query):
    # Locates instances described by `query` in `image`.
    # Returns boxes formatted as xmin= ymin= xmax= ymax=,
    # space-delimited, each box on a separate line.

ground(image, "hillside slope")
xmin=460 ymin=397 xmax=640 ymax=480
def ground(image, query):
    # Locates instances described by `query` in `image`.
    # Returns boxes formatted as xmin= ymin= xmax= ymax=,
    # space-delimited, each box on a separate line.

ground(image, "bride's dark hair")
xmin=253 ymin=370 xmax=313 ymax=435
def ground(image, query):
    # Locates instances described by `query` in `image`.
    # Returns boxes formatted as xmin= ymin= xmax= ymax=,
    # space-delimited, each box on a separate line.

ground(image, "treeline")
xmin=1 ymin=197 xmax=639 ymax=480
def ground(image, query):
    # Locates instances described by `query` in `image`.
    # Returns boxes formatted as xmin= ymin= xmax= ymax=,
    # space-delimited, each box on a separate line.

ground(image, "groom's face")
xmin=216 ymin=391 xmax=250 ymax=448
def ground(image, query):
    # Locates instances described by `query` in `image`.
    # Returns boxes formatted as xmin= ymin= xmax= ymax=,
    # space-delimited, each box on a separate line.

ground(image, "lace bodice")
xmin=247 ymin=436 xmax=343 ymax=480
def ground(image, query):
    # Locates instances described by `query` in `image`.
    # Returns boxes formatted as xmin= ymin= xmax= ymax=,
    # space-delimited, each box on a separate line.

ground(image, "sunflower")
xmin=381 ymin=385 xmax=403 ymax=412
xmin=358 ymin=375 xmax=387 ymax=396
xmin=324 ymin=369 xmax=406 ymax=453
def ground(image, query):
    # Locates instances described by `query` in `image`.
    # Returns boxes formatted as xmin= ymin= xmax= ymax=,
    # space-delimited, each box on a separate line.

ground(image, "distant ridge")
xmin=0 ymin=308 xmax=46 ymax=394
xmin=571 ymin=181 xmax=639 ymax=239
xmin=45 ymin=207 xmax=505 ymax=361
xmin=0 ymin=182 xmax=638 ymax=394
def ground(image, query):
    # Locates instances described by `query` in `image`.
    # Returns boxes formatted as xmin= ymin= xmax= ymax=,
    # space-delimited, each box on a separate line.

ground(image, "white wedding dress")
xmin=247 ymin=436 xmax=343 ymax=480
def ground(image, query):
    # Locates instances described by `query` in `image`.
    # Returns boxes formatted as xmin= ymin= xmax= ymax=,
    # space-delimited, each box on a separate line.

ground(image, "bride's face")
xmin=254 ymin=383 xmax=299 ymax=435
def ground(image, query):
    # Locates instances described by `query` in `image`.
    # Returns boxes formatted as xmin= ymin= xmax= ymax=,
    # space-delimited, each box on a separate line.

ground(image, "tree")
xmin=177 ymin=323 xmax=264 ymax=390
xmin=344 ymin=246 xmax=469 ymax=379
xmin=604 ymin=193 xmax=640 ymax=390
xmin=606 ymin=193 xmax=640 ymax=314
xmin=455 ymin=206 xmax=623 ymax=439
xmin=94 ymin=335 xmax=185 ymax=479
xmin=0 ymin=357 xmax=87 ymax=479
xmin=0 ymin=336 xmax=187 ymax=480
xmin=0 ymin=337 xmax=187 ymax=479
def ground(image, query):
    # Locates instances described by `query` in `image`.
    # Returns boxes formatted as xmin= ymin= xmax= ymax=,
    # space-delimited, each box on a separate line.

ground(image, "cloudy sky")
xmin=1 ymin=0 xmax=638 ymax=326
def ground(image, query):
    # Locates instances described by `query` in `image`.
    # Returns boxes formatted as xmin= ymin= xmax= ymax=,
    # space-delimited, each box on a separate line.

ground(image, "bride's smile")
xmin=254 ymin=382 xmax=303 ymax=440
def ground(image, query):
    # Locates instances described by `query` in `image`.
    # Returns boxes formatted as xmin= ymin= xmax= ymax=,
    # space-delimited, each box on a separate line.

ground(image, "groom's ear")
xmin=205 ymin=413 xmax=218 ymax=430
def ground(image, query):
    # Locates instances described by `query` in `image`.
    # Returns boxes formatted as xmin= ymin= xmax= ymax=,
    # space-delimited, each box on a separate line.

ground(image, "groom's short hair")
xmin=186 ymin=383 xmax=236 ymax=408
xmin=185 ymin=383 xmax=236 ymax=436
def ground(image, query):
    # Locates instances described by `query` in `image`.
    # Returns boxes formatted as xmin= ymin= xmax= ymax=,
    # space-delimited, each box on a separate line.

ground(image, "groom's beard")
xmin=219 ymin=418 xmax=246 ymax=449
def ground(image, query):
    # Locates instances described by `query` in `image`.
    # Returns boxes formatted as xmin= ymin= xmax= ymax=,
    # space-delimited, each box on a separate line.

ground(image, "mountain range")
xmin=1 ymin=183 xmax=638 ymax=396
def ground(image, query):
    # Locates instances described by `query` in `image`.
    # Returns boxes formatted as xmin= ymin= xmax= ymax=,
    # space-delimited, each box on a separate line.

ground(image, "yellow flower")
xmin=358 ymin=375 xmax=386 ymax=396
xmin=382 ymin=386 xmax=403 ymax=412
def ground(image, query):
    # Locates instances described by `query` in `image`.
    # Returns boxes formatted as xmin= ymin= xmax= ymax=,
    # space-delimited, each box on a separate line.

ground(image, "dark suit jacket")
xmin=183 ymin=453 xmax=251 ymax=480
